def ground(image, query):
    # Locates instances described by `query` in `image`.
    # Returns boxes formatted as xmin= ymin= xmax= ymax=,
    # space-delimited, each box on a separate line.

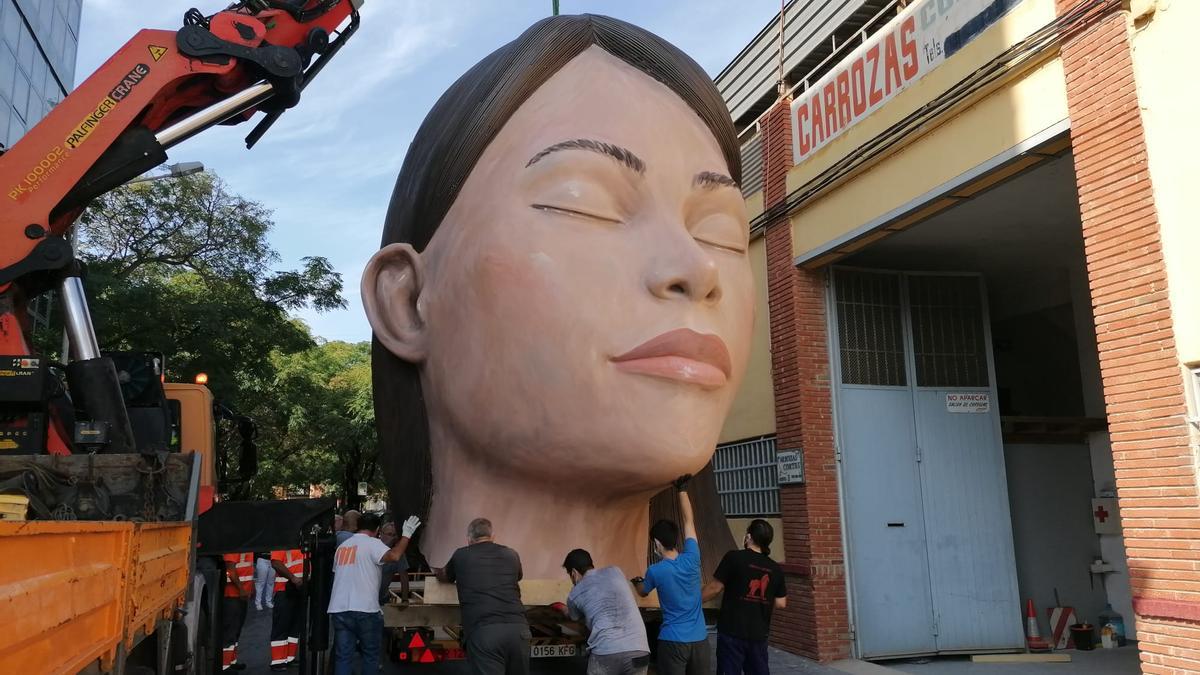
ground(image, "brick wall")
xmin=1057 ymin=1 xmax=1200 ymax=672
xmin=761 ymin=97 xmax=851 ymax=662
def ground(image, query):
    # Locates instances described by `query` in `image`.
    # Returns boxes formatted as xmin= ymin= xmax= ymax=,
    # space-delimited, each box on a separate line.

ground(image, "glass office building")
xmin=0 ymin=0 xmax=82 ymax=148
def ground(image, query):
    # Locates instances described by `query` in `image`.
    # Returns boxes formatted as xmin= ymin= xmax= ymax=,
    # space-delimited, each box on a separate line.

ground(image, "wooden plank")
xmin=382 ymin=603 xmax=463 ymax=628
xmin=971 ymin=653 xmax=1072 ymax=663
xmin=420 ymin=579 xmax=660 ymax=608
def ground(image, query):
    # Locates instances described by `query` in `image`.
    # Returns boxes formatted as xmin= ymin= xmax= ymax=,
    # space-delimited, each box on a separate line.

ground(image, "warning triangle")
xmin=148 ymin=45 xmax=168 ymax=62
xmin=407 ymin=633 xmax=426 ymax=649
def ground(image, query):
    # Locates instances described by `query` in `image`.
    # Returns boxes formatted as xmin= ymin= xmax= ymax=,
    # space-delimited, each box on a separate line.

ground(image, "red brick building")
xmin=710 ymin=0 xmax=1200 ymax=670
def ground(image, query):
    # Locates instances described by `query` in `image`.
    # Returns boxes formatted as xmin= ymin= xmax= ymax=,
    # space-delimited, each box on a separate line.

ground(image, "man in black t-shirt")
xmin=435 ymin=517 xmax=530 ymax=675
xmin=703 ymin=519 xmax=787 ymax=675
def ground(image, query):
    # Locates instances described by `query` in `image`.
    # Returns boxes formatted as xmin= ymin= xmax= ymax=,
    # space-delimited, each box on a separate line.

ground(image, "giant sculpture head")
xmin=362 ymin=14 xmax=752 ymax=578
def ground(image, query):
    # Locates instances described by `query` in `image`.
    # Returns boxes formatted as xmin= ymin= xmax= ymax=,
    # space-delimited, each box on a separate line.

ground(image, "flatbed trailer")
xmin=382 ymin=574 xmax=720 ymax=666
xmin=381 ymin=576 xmax=591 ymax=665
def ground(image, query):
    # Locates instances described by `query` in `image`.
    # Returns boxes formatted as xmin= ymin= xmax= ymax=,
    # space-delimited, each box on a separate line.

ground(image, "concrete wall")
xmin=1004 ymin=442 xmax=1108 ymax=634
xmin=790 ymin=55 xmax=1068 ymax=259
xmin=1088 ymin=432 xmax=1138 ymax=637
xmin=785 ymin=0 xmax=1067 ymax=259
xmin=1127 ymin=0 xmax=1200 ymax=366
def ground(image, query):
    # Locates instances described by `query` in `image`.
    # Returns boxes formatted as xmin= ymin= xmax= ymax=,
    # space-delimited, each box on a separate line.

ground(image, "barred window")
xmin=714 ymin=435 xmax=780 ymax=517
xmin=835 ymin=269 xmax=907 ymax=386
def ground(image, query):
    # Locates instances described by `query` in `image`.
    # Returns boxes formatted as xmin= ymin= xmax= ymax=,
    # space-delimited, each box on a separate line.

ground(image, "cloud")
xmin=261 ymin=0 xmax=459 ymax=144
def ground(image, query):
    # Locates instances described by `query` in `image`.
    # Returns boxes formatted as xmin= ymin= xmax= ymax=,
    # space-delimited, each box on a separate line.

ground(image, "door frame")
xmin=823 ymin=267 xmax=861 ymax=657
xmin=827 ymin=266 xmax=1023 ymax=658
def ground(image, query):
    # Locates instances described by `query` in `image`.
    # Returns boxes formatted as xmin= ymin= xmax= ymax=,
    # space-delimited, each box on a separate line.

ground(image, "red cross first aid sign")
xmin=1092 ymin=497 xmax=1120 ymax=535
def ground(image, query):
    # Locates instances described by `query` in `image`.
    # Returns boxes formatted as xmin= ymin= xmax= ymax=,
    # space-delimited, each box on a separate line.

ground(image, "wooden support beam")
xmin=971 ymin=653 xmax=1072 ymax=663
xmin=419 ymin=578 xmax=718 ymax=609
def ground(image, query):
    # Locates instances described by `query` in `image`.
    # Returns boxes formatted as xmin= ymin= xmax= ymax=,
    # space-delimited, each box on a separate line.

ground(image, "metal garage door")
xmin=832 ymin=269 xmax=1024 ymax=659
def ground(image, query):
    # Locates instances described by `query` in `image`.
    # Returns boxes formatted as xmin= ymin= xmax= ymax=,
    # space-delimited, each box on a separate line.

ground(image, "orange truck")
xmin=0 ymin=2 xmax=364 ymax=673
xmin=1 ymin=384 xmax=218 ymax=674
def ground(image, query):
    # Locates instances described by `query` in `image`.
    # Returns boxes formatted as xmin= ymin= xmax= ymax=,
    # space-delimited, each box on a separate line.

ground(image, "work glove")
xmin=673 ymin=474 xmax=692 ymax=492
xmin=401 ymin=515 xmax=422 ymax=539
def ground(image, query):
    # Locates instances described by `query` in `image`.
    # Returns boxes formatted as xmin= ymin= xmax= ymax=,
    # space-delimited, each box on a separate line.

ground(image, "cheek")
xmin=473 ymin=247 xmax=567 ymax=326
xmin=723 ymin=266 xmax=758 ymax=372
xmin=429 ymin=241 xmax=589 ymax=399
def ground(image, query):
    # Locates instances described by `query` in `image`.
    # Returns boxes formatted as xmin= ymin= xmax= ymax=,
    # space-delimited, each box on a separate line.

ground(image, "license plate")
xmin=531 ymin=644 xmax=577 ymax=658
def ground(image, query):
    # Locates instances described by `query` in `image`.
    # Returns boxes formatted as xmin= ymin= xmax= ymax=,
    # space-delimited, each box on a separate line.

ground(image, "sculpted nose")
xmin=646 ymin=238 xmax=722 ymax=305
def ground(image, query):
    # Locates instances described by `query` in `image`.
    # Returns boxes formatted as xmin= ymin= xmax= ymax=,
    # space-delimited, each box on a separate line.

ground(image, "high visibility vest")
xmin=222 ymin=552 xmax=255 ymax=598
xmin=271 ymin=549 xmax=305 ymax=592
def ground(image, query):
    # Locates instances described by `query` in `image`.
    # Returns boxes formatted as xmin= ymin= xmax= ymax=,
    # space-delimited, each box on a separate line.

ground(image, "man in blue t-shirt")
xmin=633 ymin=474 xmax=708 ymax=675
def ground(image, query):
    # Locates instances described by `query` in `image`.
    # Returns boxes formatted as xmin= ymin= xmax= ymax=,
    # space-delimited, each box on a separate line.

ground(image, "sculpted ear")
xmin=361 ymin=243 xmax=427 ymax=362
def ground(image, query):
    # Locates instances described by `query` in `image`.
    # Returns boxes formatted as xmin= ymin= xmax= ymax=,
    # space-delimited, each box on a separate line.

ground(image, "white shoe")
xmin=266 ymin=603 xmax=274 ymax=609
xmin=256 ymin=603 xmax=264 ymax=611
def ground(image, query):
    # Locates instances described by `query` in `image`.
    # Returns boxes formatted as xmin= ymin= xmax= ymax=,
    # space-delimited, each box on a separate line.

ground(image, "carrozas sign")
xmin=791 ymin=0 xmax=1023 ymax=164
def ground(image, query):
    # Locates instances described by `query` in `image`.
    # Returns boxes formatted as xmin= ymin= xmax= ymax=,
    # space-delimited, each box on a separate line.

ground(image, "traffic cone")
xmin=1026 ymin=599 xmax=1051 ymax=651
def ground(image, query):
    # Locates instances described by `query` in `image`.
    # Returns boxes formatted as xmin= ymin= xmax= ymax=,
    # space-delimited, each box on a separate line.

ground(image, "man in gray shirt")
xmin=557 ymin=549 xmax=650 ymax=675
xmin=436 ymin=518 xmax=530 ymax=675
xmin=336 ymin=510 xmax=360 ymax=546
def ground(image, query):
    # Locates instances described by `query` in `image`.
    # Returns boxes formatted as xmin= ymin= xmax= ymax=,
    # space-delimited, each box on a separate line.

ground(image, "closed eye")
xmin=695 ymin=237 xmax=746 ymax=254
xmin=531 ymin=203 xmax=623 ymax=224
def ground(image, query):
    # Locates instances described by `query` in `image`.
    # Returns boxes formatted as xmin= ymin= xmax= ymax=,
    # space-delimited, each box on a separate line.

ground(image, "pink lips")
xmin=611 ymin=328 xmax=732 ymax=389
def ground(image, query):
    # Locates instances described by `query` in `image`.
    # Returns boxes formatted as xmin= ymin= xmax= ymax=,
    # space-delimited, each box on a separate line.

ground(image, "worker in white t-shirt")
xmin=329 ymin=512 xmax=421 ymax=675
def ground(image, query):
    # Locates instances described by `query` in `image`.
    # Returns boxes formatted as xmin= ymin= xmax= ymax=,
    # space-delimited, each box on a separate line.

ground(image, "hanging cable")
xmin=751 ymin=0 xmax=1119 ymax=234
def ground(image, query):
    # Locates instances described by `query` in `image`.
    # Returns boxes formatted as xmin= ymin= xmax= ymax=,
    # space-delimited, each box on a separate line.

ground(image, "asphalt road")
xmin=234 ymin=604 xmax=585 ymax=674
xmin=233 ymin=603 xmax=839 ymax=675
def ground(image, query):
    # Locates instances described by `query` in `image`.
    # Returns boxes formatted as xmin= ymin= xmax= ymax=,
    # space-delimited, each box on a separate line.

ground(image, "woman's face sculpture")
xmin=365 ymin=47 xmax=753 ymax=499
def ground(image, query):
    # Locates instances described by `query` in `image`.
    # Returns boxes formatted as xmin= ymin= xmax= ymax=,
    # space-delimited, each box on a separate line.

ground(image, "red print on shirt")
xmin=745 ymin=573 xmax=770 ymax=601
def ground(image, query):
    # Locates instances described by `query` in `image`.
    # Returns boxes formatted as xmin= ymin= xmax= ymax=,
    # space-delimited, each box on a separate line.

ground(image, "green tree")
xmin=252 ymin=340 xmax=381 ymax=505
xmin=72 ymin=171 xmax=345 ymax=402
xmin=44 ymin=171 xmax=362 ymax=501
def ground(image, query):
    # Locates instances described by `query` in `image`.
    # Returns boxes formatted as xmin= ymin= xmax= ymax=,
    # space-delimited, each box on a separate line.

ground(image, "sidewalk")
xmin=708 ymin=638 xmax=853 ymax=675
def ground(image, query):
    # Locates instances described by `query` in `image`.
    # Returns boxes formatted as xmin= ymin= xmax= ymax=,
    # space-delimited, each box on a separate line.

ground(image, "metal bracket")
xmin=177 ymin=25 xmax=304 ymax=78
xmin=0 ymin=235 xmax=71 ymax=289
xmin=176 ymin=24 xmax=305 ymax=109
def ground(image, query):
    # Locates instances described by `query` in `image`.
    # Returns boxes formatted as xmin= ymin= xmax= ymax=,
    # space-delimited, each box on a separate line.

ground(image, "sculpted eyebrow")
xmin=526 ymin=139 xmax=646 ymax=174
xmin=694 ymin=171 xmax=739 ymax=190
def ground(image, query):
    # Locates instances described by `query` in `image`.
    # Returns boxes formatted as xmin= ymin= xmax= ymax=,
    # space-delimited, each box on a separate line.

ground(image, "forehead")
xmin=486 ymin=46 xmax=727 ymax=175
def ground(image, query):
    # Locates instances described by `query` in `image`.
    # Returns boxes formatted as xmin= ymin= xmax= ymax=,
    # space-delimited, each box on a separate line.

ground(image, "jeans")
xmin=332 ymin=611 xmax=384 ymax=675
xmin=716 ymin=633 xmax=769 ymax=675
xmin=254 ymin=558 xmax=274 ymax=608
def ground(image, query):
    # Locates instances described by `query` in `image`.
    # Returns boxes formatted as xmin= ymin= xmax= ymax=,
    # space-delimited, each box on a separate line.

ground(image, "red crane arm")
xmin=0 ymin=0 xmax=360 ymax=291
xmin=0 ymin=1 xmax=361 ymax=457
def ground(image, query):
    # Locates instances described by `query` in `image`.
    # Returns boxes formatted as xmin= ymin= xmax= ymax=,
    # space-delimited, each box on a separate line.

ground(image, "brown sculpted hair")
xmin=373 ymin=14 xmax=740 ymax=551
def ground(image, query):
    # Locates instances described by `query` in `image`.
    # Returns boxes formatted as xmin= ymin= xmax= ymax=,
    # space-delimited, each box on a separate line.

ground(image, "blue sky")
xmin=77 ymin=1 xmax=780 ymax=342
